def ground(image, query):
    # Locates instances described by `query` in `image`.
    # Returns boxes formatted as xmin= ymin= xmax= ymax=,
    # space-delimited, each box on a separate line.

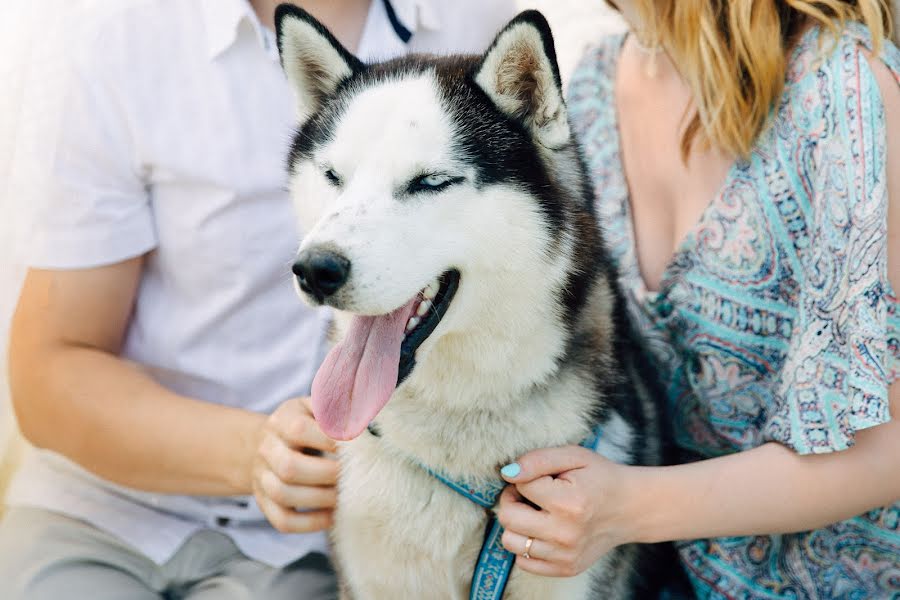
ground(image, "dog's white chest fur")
xmin=329 ymin=375 xmax=615 ymax=600
xmin=334 ymin=434 xmax=483 ymax=599
xmin=333 ymin=433 xmax=600 ymax=600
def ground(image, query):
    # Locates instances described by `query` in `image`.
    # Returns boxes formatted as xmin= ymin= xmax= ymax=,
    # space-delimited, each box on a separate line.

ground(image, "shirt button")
xmin=215 ymin=516 xmax=231 ymax=527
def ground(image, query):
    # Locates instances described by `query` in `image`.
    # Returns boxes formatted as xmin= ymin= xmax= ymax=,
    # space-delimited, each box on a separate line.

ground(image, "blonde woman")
xmin=494 ymin=1 xmax=900 ymax=597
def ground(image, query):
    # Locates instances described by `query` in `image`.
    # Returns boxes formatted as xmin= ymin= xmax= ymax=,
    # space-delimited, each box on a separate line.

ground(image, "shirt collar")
xmin=386 ymin=0 xmax=441 ymax=34
xmin=199 ymin=0 xmax=443 ymax=61
xmin=200 ymin=0 xmax=274 ymax=60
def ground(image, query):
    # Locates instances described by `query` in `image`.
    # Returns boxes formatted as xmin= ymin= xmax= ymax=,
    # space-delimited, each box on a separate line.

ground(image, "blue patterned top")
xmin=568 ymin=24 xmax=900 ymax=599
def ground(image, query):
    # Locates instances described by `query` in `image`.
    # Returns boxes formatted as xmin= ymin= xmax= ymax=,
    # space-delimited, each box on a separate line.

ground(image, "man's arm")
xmin=10 ymin=260 xmax=338 ymax=532
xmin=9 ymin=259 xmax=267 ymax=495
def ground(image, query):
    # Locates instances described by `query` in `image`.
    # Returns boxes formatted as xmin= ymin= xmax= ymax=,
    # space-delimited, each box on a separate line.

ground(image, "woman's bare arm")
xmin=628 ymin=388 xmax=900 ymax=544
xmin=494 ymin=388 xmax=899 ymax=577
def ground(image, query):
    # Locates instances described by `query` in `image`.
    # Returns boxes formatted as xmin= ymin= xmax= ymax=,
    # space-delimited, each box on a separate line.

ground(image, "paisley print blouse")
xmin=568 ymin=23 xmax=900 ymax=599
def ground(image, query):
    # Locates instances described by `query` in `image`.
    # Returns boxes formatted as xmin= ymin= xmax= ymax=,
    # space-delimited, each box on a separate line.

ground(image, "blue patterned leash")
xmin=424 ymin=427 xmax=604 ymax=600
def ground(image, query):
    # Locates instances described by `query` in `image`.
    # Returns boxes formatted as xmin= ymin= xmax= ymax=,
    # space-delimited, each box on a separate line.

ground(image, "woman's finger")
xmin=500 ymin=445 xmax=594 ymax=485
xmin=515 ymin=474 xmax=574 ymax=509
xmin=514 ymin=554 xmax=577 ymax=578
xmin=500 ymin=529 xmax=563 ymax=564
xmin=503 ymin=521 xmax=597 ymax=579
xmin=496 ymin=486 xmax=557 ymax=541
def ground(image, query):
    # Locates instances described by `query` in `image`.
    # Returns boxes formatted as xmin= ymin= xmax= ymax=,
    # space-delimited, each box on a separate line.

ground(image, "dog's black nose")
xmin=293 ymin=248 xmax=351 ymax=299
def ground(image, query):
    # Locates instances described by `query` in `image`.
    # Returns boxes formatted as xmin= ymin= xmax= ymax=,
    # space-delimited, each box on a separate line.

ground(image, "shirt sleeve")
xmin=763 ymin=29 xmax=900 ymax=454
xmin=12 ymin=11 xmax=156 ymax=270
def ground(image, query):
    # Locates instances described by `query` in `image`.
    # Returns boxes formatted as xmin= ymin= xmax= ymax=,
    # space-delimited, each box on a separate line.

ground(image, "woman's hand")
xmin=497 ymin=412 xmax=900 ymax=577
xmin=252 ymin=396 xmax=340 ymax=533
xmin=496 ymin=446 xmax=638 ymax=577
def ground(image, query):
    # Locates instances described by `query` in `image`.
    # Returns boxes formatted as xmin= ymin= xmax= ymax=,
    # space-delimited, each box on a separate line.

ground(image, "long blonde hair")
xmin=612 ymin=1 xmax=893 ymax=159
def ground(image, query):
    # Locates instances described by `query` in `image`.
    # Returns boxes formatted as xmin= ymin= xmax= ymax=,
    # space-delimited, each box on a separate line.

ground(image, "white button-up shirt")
xmin=6 ymin=0 xmax=516 ymax=568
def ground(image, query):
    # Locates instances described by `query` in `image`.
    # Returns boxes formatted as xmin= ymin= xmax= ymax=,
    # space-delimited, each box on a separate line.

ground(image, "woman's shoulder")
xmin=777 ymin=22 xmax=900 ymax=135
xmin=566 ymin=33 xmax=627 ymax=107
xmin=788 ymin=21 xmax=900 ymax=79
xmin=565 ymin=33 xmax=626 ymax=147
xmin=762 ymin=21 xmax=899 ymax=211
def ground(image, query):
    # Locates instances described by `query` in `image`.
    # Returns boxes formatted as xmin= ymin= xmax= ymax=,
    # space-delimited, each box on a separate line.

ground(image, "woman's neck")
xmin=612 ymin=0 xmax=680 ymax=80
xmin=613 ymin=0 xmax=643 ymax=34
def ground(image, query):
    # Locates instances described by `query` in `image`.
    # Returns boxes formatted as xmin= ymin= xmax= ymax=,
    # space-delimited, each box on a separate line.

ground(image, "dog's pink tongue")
xmin=311 ymin=299 xmax=417 ymax=440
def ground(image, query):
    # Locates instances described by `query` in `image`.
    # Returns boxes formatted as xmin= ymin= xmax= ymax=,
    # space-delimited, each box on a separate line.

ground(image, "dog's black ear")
xmin=474 ymin=11 xmax=569 ymax=149
xmin=276 ymin=4 xmax=364 ymax=123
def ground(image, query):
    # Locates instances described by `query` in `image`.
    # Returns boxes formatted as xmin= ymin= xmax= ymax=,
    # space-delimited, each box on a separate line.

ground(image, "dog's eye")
xmin=323 ymin=167 xmax=342 ymax=187
xmin=407 ymin=173 xmax=463 ymax=194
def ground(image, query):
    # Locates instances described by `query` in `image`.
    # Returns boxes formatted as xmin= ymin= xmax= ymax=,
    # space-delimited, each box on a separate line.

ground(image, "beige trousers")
xmin=0 ymin=507 xmax=337 ymax=600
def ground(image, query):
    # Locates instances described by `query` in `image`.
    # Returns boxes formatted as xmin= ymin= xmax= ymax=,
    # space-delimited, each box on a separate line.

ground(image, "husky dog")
xmin=276 ymin=6 xmax=673 ymax=599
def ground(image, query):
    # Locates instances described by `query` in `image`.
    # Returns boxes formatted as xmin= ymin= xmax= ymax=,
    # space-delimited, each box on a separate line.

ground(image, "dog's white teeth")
xmin=406 ymin=317 xmax=420 ymax=332
xmin=416 ymin=301 xmax=431 ymax=317
xmin=422 ymin=284 xmax=437 ymax=300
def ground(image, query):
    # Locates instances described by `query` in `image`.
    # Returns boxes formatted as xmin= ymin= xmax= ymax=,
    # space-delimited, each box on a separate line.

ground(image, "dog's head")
xmin=277 ymin=7 xmax=595 ymax=440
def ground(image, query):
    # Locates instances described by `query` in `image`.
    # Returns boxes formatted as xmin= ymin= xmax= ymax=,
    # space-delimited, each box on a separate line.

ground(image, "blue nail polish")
xmin=501 ymin=463 xmax=521 ymax=478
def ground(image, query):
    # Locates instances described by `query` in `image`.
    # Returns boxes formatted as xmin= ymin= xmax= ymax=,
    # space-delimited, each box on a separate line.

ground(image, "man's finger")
xmin=500 ymin=446 xmax=593 ymax=484
xmin=273 ymin=410 xmax=337 ymax=453
xmin=263 ymin=439 xmax=339 ymax=486
xmin=258 ymin=470 xmax=338 ymax=510
xmin=257 ymin=495 xmax=333 ymax=534
xmin=298 ymin=396 xmax=316 ymax=415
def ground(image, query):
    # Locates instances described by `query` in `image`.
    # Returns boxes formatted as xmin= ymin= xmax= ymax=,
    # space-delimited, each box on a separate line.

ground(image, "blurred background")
xmin=1 ymin=0 xmax=898 ymax=504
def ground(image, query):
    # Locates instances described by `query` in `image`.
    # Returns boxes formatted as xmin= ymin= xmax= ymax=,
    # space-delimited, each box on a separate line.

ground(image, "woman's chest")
xmin=609 ymin=56 xmax=808 ymax=385
xmin=622 ymin=159 xmax=812 ymax=455
xmin=615 ymin=75 xmax=735 ymax=292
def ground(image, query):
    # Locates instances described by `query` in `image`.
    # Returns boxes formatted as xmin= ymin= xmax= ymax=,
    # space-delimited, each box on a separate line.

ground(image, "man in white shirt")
xmin=0 ymin=0 xmax=516 ymax=598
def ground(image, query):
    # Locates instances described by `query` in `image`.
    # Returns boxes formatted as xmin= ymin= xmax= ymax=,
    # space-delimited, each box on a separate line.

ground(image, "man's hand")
xmin=252 ymin=397 xmax=339 ymax=533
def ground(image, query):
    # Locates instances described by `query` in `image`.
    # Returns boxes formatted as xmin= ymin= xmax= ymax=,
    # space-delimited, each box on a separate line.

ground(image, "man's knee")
xmin=0 ymin=507 xmax=160 ymax=600
xmin=270 ymin=553 xmax=338 ymax=600
xmin=181 ymin=551 xmax=337 ymax=600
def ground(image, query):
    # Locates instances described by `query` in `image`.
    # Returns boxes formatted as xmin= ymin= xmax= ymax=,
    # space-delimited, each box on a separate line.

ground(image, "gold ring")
xmin=523 ymin=536 xmax=534 ymax=559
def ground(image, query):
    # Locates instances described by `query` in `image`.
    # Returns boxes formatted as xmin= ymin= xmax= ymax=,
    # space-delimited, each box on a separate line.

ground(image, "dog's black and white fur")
xmin=276 ymin=7 xmax=675 ymax=599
